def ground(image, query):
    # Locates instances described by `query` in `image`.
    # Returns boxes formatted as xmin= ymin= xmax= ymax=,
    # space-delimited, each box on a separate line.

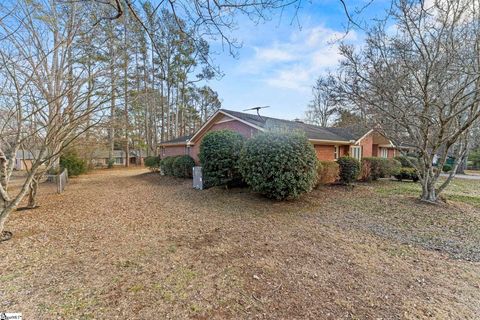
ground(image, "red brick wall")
xmin=372 ymin=144 xmax=379 ymax=157
xmin=161 ymin=145 xmax=186 ymax=158
xmin=339 ymin=145 xmax=349 ymax=157
xmin=387 ymin=148 xmax=396 ymax=158
xmin=190 ymin=120 xmax=258 ymax=163
xmin=314 ymin=145 xmax=336 ymax=161
xmin=209 ymin=120 xmax=257 ymax=138
xmin=359 ymin=133 xmax=373 ymax=157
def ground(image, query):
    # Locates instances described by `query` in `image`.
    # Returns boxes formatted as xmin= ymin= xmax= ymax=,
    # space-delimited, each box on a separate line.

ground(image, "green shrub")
xmin=144 ymin=156 xmax=161 ymax=172
xmin=107 ymin=158 xmax=115 ymax=169
xmin=199 ymin=130 xmax=245 ymax=188
xmin=172 ymin=155 xmax=195 ymax=178
xmin=394 ymin=167 xmax=419 ymax=182
xmin=60 ymin=150 xmax=87 ymax=176
xmin=361 ymin=157 xmax=401 ymax=181
xmin=337 ymin=156 xmax=360 ymax=185
xmin=239 ymin=131 xmax=317 ymax=200
xmin=442 ymin=164 xmax=452 ymax=173
xmin=317 ymin=161 xmax=339 ymax=185
xmin=394 ymin=156 xmax=418 ymax=168
xmin=385 ymin=159 xmax=402 ymax=177
xmin=160 ymin=156 xmax=178 ymax=176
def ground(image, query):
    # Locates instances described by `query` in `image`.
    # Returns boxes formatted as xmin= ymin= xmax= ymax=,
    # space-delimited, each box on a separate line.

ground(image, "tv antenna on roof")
xmin=243 ymin=106 xmax=270 ymax=121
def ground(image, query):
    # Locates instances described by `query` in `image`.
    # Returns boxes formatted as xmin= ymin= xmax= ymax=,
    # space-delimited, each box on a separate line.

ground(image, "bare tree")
xmin=305 ymin=74 xmax=339 ymax=127
xmin=338 ymin=0 xmax=480 ymax=202
xmin=0 ymin=0 xmax=108 ymax=238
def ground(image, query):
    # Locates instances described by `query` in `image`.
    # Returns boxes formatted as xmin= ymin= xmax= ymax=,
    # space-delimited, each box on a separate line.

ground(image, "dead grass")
xmin=0 ymin=169 xmax=479 ymax=319
xmin=465 ymin=170 xmax=480 ymax=176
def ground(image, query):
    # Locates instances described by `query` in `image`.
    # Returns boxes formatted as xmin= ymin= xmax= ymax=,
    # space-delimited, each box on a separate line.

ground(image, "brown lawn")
xmin=1 ymin=168 xmax=479 ymax=319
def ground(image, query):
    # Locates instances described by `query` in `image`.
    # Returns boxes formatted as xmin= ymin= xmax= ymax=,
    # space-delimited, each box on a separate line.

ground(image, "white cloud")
xmin=238 ymin=25 xmax=358 ymax=92
xmin=254 ymin=46 xmax=295 ymax=62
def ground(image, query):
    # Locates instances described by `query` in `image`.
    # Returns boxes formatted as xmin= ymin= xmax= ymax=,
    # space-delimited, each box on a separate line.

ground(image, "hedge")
xmin=361 ymin=157 xmax=401 ymax=181
xmin=337 ymin=156 xmax=360 ymax=185
xmin=173 ymin=155 xmax=195 ymax=178
xmin=317 ymin=160 xmax=339 ymax=185
xmin=239 ymin=131 xmax=317 ymax=200
xmin=394 ymin=167 xmax=419 ymax=182
xmin=199 ymin=130 xmax=245 ymax=188
xmin=144 ymin=156 xmax=161 ymax=172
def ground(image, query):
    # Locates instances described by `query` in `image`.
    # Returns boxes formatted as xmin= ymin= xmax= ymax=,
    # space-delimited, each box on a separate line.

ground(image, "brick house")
xmin=159 ymin=109 xmax=397 ymax=163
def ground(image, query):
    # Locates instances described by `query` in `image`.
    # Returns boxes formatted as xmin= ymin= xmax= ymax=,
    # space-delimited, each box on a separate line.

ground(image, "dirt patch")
xmin=0 ymin=169 xmax=479 ymax=319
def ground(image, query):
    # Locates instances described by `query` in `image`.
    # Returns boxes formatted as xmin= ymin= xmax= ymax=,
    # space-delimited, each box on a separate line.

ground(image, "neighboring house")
xmin=159 ymin=109 xmax=397 ymax=163
xmin=91 ymin=150 xmax=146 ymax=167
xmin=15 ymin=150 xmax=41 ymax=170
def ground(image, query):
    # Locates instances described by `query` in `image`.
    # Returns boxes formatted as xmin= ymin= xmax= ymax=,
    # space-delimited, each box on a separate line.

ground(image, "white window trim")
xmin=381 ymin=148 xmax=388 ymax=158
xmin=351 ymin=146 xmax=362 ymax=160
xmin=334 ymin=145 xmax=339 ymax=160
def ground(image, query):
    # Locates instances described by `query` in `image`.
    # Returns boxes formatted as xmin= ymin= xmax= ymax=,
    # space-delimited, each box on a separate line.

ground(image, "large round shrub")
xmin=239 ymin=132 xmax=318 ymax=200
xmin=60 ymin=150 xmax=87 ymax=176
xmin=337 ymin=156 xmax=360 ymax=184
xmin=160 ymin=156 xmax=178 ymax=176
xmin=173 ymin=155 xmax=195 ymax=178
xmin=144 ymin=156 xmax=161 ymax=172
xmin=199 ymin=130 xmax=245 ymax=188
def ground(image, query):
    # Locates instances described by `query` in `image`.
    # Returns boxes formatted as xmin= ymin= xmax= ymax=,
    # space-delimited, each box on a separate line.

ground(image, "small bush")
xmin=337 ymin=156 xmax=360 ymax=185
xmin=144 ymin=156 xmax=161 ymax=172
xmin=199 ymin=130 xmax=245 ymax=188
xmin=442 ymin=164 xmax=452 ymax=173
xmin=317 ymin=161 xmax=339 ymax=185
xmin=160 ymin=156 xmax=180 ymax=176
xmin=107 ymin=158 xmax=115 ymax=169
xmin=60 ymin=150 xmax=87 ymax=176
xmin=394 ymin=156 xmax=418 ymax=168
xmin=173 ymin=155 xmax=195 ymax=178
xmin=239 ymin=132 xmax=318 ymax=200
xmin=394 ymin=168 xmax=419 ymax=182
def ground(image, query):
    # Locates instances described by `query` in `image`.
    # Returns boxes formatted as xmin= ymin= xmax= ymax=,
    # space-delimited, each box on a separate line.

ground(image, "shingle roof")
xmin=221 ymin=109 xmax=369 ymax=142
xmin=160 ymin=109 xmax=370 ymax=145
xmin=161 ymin=135 xmax=192 ymax=145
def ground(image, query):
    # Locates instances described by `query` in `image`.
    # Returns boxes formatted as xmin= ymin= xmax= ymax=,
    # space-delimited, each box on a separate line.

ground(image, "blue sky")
xmin=205 ymin=0 xmax=391 ymax=120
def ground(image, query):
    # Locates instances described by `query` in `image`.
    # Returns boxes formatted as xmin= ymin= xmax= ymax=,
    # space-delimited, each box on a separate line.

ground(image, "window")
xmin=334 ymin=146 xmax=339 ymax=160
xmin=351 ymin=146 xmax=362 ymax=160
xmin=381 ymin=148 xmax=388 ymax=158
xmin=115 ymin=157 xmax=123 ymax=164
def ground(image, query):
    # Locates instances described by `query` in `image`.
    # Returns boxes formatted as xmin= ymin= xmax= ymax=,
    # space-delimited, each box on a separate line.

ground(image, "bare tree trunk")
xmin=27 ymin=176 xmax=39 ymax=208
xmin=142 ymin=53 xmax=150 ymax=156
xmin=151 ymin=39 xmax=156 ymax=155
xmin=124 ymin=14 xmax=130 ymax=167
xmin=109 ymin=32 xmax=116 ymax=161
